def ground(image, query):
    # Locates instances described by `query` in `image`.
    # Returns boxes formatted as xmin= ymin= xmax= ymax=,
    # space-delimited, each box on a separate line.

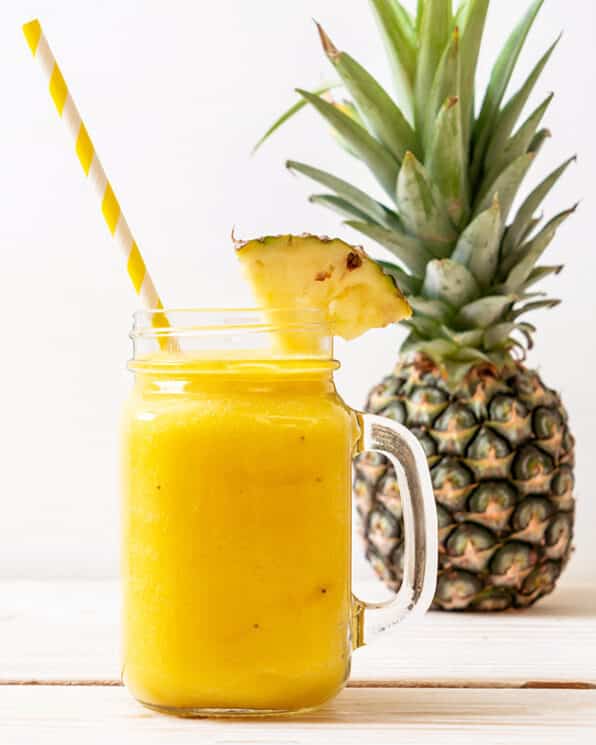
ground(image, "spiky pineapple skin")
xmin=355 ymin=355 xmax=575 ymax=611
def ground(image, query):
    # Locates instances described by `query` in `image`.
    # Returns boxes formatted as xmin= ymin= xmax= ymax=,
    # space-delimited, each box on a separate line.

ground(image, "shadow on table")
xmin=522 ymin=582 xmax=596 ymax=620
xmin=202 ymin=688 xmax=596 ymax=733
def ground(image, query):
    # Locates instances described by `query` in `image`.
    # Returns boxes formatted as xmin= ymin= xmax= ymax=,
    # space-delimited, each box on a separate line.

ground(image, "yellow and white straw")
xmin=23 ymin=18 xmax=166 ymax=318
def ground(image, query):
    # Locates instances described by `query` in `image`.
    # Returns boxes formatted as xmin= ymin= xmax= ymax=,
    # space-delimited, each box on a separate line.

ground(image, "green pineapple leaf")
xmin=296 ymin=89 xmax=400 ymax=198
xmin=328 ymin=100 xmax=367 ymax=157
xmin=456 ymin=295 xmax=514 ymax=328
xmin=471 ymin=0 xmax=545 ymax=186
xmin=408 ymin=296 xmax=454 ymax=322
xmin=516 ymin=292 xmax=547 ymax=301
xmin=483 ymin=322 xmax=517 ymax=350
xmin=451 ymin=346 xmax=492 ymax=363
xmin=391 ymin=0 xmax=417 ymax=37
xmin=451 ymin=196 xmax=501 ymax=288
xmin=404 ymin=336 xmax=460 ymax=358
xmin=415 ymin=0 xmax=452 ymax=144
xmin=504 ymin=205 xmax=577 ymax=289
xmin=425 ymin=27 xmax=460 ymax=154
xmin=485 ymin=36 xmax=560 ymax=167
xmin=252 ymin=83 xmax=340 ymax=153
xmin=528 ymin=128 xmax=551 ymax=155
xmin=422 ymin=258 xmax=480 ymax=307
xmin=397 ymin=151 xmax=458 ymax=244
xmin=415 ymin=0 xmax=425 ymax=32
xmin=503 ymin=337 xmax=530 ymax=358
xmin=453 ymin=1 xmax=468 ymax=31
xmin=403 ymin=315 xmax=443 ymax=337
xmin=474 ymin=152 xmax=535 ymax=221
xmin=485 ymin=93 xmax=553 ymax=182
xmin=458 ymin=0 xmax=489 ymax=147
xmin=516 ymin=321 xmax=537 ymax=349
xmin=509 ymin=298 xmax=561 ymax=320
xmin=377 ymin=259 xmax=422 ymax=295
xmin=369 ymin=0 xmax=417 ymax=116
xmin=309 ymin=194 xmax=376 ymax=224
xmin=441 ymin=326 xmax=485 ymax=347
xmin=345 ymin=220 xmax=433 ymax=276
xmin=316 ymin=24 xmax=419 ymax=161
xmin=520 ymin=264 xmax=564 ymax=291
xmin=518 ymin=215 xmax=543 ymax=245
xmin=504 ymin=157 xmax=576 ymax=255
xmin=286 ymin=160 xmax=400 ymax=230
xmin=505 ymin=215 xmax=541 ymax=258
xmin=515 ymin=321 xmax=538 ymax=342
xmin=427 ymin=97 xmax=469 ymax=226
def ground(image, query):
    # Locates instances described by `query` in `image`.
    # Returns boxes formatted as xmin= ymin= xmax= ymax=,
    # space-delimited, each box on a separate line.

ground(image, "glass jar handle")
xmin=351 ymin=413 xmax=438 ymax=649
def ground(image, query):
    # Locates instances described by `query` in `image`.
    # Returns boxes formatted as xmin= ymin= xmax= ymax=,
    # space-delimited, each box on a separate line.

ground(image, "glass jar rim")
xmin=129 ymin=307 xmax=335 ymax=370
xmin=131 ymin=307 xmax=330 ymax=339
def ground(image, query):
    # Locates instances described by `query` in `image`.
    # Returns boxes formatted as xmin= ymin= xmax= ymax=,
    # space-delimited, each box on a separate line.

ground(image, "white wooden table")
xmin=1 ymin=578 xmax=595 ymax=743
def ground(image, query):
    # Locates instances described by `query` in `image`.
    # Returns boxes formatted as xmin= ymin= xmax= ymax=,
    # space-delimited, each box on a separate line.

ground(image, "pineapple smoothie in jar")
xmin=122 ymin=309 xmax=357 ymax=713
xmin=122 ymin=236 xmax=437 ymax=717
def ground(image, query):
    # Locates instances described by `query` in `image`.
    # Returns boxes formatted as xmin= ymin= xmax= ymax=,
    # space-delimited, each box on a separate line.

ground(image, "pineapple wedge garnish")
xmin=235 ymin=233 xmax=411 ymax=340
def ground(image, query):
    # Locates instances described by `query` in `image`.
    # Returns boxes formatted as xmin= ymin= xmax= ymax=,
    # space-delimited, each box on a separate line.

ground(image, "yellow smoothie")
xmin=122 ymin=353 xmax=359 ymax=713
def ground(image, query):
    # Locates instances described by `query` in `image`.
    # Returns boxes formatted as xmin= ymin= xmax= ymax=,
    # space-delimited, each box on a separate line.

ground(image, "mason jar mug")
xmin=121 ymin=309 xmax=437 ymax=716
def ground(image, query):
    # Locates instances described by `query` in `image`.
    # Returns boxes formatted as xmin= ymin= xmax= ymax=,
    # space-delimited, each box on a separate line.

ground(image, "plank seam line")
xmin=349 ymin=680 xmax=596 ymax=690
xmin=1 ymin=680 xmax=594 ymax=690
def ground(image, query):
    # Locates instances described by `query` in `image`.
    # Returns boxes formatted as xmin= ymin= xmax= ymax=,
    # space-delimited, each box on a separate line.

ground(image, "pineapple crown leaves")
xmin=255 ymin=0 xmax=577 ymax=379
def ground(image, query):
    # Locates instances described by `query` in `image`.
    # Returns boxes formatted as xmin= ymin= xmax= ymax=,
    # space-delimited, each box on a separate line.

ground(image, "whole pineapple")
xmin=260 ymin=0 xmax=576 ymax=609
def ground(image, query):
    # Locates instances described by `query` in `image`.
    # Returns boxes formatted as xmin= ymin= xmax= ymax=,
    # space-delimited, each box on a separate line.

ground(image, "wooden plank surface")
xmin=1 ymin=686 xmax=595 ymax=745
xmin=1 ymin=579 xmax=595 ymax=687
xmin=2 ymin=579 xmax=595 ymax=741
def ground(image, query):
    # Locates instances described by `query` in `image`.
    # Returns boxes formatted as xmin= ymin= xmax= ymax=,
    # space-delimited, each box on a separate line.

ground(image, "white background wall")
xmin=0 ymin=1 xmax=594 ymax=581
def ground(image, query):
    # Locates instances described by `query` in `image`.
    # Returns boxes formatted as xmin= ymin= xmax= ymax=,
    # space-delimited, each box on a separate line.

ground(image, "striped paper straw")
xmin=23 ymin=18 xmax=175 ymax=347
